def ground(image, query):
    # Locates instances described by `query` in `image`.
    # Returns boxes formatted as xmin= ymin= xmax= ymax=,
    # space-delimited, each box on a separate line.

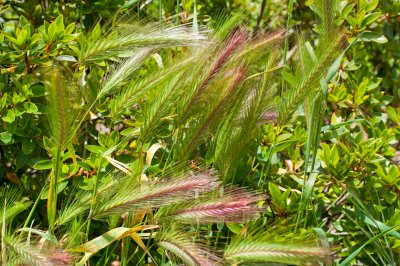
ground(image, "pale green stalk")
xmin=23 ymin=188 xmax=44 ymax=228
xmin=2 ymin=199 xmax=7 ymax=266
xmin=176 ymin=0 xmax=180 ymax=24
xmin=295 ymin=90 xmax=324 ymax=231
xmin=86 ymin=156 xmax=103 ymax=241
xmin=280 ymin=0 xmax=294 ymax=96
xmin=48 ymin=150 xmax=62 ymax=235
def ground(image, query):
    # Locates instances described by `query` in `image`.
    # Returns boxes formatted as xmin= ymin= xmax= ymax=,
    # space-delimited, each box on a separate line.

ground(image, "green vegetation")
xmin=0 ymin=0 xmax=399 ymax=265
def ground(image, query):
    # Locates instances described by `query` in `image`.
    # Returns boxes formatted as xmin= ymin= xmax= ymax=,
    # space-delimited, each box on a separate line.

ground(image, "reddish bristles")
xmin=249 ymin=30 xmax=285 ymax=52
xmin=229 ymin=66 xmax=247 ymax=90
xmin=169 ymin=191 xmax=265 ymax=223
xmin=216 ymin=29 xmax=248 ymax=67
xmin=158 ymin=240 xmax=218 ymax=266
xmin=184 ymin=66 xmax=248 ymax=154
xmin=197 ymin=29 xmax=248 ymax=95
xmin=260 ymin=111 xmax=279 ymax=124
xmin=47 ymin=250 xmax=74 ymax=266
xmin=148 ymin=173 xmax=221 ymax=198
xmin=94 ymin=171 xmax=221 ymax=218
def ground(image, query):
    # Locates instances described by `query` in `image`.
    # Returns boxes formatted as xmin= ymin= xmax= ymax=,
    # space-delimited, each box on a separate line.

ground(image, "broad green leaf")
xmin=54 ymin=15 xmax=64 ymax=31
xmin=321 ymin=127 xmax=349 ymax=141
xmin=227 ymin=223 xmax=243 ymax=234
xmin=361 ymin=12 xmax=381 ymax=26
xmin=2 ymin=110 xmax=15 ymax=123
xmin=387 ymin=106 xmax=400 ymax=125
xmin=4 ymin=33 xmax=20 ymax=48
xmin=0 ymin=93 xmax=7 ymax=109
xmin=41 ymin=181 xmax=69 ymax=199
xmin=342 ymin=4 xmax=355 ymax=16
xmin=358 ymin=32 xmax=388 ymax=43
xmin=23 ymin=102 xmax=38 ymax=114
xmin=269 ymin=183 xmax=282 ymax=203
xmin=48 ymin=22 xmax=56 ymax=40
xmin=30 ymin=85 xmax=46 ymax=97
xmin=33 ymin=160 xmax=53 ymax=170
xmin=365 ymin=0 xmax=379 ymax=12
xmin=22 ymin=140 xmax=35 ymax=154
xmin=54 ymin=55 xmax=77 ymax=62
xmin=0 ymin=132 xmax=12 ymax=144
xmin=65 ymin=22 xmax=76 ymax=34
xmin=91 ymin=23 xmax=101 ymax=41
xmin=86 ymin=145 xmax=107 ymax=154
xmin=16 ymin=29 xmax=28 ymax=47
xmin=19 ymin=16 xmax=30 ymax=27
xmin=12 ymin=93 xmax=26 ymax=104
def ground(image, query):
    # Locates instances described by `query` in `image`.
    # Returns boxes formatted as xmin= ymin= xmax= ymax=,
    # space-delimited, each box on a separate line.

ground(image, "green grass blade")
xmin=296 ymin=90 xmax=324 ymax=228
xmin=47 ymin=151 xmax=61 ymax=234
xmin=17 ymin=228 xmax=58 ymax=245
xmin=2 ymin=199 xmax=6 ymax=266
xmin=338 ymin=223 xmax=400 ymax=266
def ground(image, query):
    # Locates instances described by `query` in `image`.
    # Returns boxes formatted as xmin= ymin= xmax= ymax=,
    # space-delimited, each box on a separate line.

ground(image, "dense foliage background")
xmin=0 ymin=0 xmax=399 ymax=265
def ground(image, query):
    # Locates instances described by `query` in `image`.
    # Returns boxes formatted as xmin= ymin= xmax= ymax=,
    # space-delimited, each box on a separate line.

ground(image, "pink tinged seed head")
xmin=260 ymin=112 xmax=279 ymax=124
xmin=198 ymin=29 xmax=249 ymax=93
xmin=47 ymin=250 xmax=74 ymax=266
xmin=173 ymin=192 xmax=265 ymax=223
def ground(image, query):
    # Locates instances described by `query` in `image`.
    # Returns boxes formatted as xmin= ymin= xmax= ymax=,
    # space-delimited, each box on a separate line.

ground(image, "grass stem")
xmin=280 ymin=0 xmax=294 ymax=96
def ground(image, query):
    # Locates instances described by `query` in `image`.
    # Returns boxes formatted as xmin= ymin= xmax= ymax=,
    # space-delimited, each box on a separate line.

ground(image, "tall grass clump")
xmin=0 ymin=0 xmax=364 ymax=264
